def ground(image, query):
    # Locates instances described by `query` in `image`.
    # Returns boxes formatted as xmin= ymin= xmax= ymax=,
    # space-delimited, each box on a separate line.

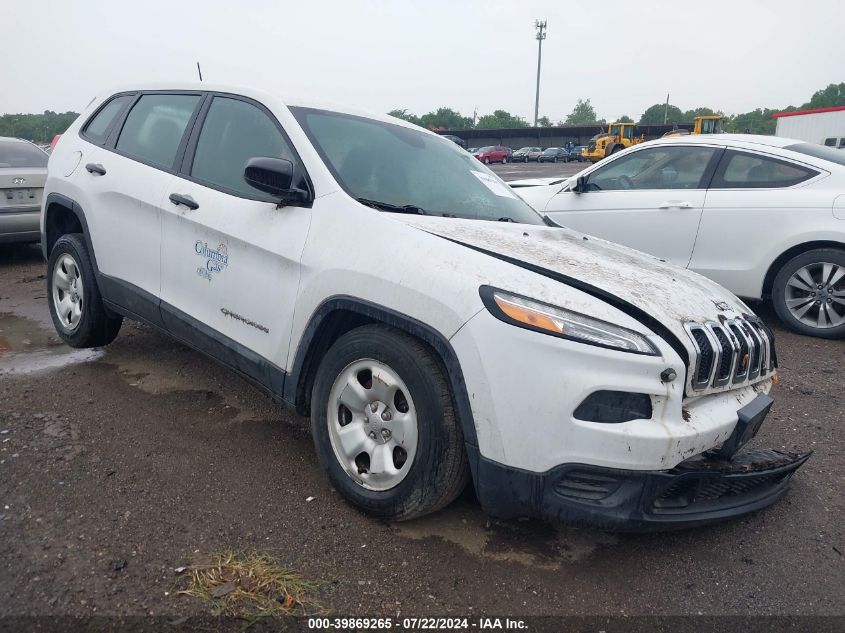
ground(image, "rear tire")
xmin=47 ymin=233 xmax=122 ymax=348
xmin=310 ymin=325 xmax=469 ymax=520
xmin=772 ymin=249 xmax=845 ymax=338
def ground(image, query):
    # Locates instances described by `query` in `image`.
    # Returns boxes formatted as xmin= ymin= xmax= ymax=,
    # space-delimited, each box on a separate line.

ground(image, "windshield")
xmin=785 ymin=142 xmax=845 ymax=167
xmin=543 ymin=148 xmax=558 ymax=153
xmin=0 ymin=140 xmax=48 ymax=168
xmin=290 ymin=107 xmax=543 ymax=224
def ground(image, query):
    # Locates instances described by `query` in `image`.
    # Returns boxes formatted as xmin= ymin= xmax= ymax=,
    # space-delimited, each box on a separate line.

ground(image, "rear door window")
xmin=711 ymin=150 xmax=817 ymax=189
xmin=115 ymin=94 xmax=201 ymax=170
xmin=82 ymin=95 xmax=134 ymax=145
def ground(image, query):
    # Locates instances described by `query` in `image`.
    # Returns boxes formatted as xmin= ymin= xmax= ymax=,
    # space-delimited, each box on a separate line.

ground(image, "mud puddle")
xmin=0 ymin=312 xmax=102 ymax=374
xmin=396 ymin=501 xmax=617 ymax=570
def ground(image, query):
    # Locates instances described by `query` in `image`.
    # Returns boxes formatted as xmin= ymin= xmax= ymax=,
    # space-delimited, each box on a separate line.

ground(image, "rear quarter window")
xmin=82 ymin=95 xmax=134 ymax=145
xmin=711 ymin=150 xmax=818 ymax=188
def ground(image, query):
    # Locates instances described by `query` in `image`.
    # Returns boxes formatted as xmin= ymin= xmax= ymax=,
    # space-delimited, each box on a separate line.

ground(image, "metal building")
xmin=773 ymin=106 xmax=845 ymax=149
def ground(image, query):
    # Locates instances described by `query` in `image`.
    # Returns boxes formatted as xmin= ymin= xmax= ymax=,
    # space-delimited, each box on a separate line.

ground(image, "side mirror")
xmin=572 ymin=175 xmax=588 ymax=193
xmin=243 ymin=157 xmax=311 ymax=206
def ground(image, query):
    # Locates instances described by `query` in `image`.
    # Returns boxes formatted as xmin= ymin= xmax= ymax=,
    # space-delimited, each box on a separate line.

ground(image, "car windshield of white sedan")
xmin=291 ymin=108 xmax=543 ymax=224
xmin=0 ymin=141 xmax=48 ymax=168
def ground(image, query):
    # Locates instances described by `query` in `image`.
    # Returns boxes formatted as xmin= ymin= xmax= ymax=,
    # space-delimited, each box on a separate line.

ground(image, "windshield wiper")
xmin=356 ymin=198 xmax=427 ymax=215
xmin=497 ymin=216 xmax=516 ymax=222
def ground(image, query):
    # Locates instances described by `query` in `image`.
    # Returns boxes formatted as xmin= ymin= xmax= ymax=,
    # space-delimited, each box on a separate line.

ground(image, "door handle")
xmin=169 ymin=193 xmax=199 ymax=210
xmin=85 ymin=163 xmax=106 ymax=175
xmin=658 ymin=200 xmax=693 ymax=209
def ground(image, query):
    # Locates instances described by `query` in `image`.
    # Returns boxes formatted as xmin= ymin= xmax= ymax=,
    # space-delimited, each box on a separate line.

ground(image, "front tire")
xmin=772 ymin=249 xmax=845 ymax=338
xmin=310 ymin=325 xmax=469 ymax=520
xmin=47 ymin=234 xmax=122 ymax=348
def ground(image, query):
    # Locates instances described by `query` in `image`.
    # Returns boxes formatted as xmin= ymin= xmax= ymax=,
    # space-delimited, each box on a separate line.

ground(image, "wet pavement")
xmin=1 ymin=231 xmax=844 ymax=619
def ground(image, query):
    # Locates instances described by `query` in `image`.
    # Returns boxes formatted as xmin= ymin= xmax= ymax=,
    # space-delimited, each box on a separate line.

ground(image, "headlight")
xmin=480 ymin=287 xmax=659 ymax=355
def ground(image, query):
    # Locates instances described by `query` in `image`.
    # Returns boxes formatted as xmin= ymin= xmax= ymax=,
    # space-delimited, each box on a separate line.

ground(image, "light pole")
xmin=533 ymin=19 xmax=546 ymax=128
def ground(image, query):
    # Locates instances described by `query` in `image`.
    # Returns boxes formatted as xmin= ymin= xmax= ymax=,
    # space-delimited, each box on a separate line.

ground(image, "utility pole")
xmin=533 ymin=20 xmax=547 ymax=128
xmin=663 ymin=93 xmax=670 ymax=124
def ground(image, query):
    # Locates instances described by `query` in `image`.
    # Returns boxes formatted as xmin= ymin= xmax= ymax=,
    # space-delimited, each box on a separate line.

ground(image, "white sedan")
xmin=515 ymin=134 xmax=845 ymax=338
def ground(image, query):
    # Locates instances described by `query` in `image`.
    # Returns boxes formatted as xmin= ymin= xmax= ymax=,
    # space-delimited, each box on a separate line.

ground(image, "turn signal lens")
xmin=494 ymin=296 xmax=564 ymax=334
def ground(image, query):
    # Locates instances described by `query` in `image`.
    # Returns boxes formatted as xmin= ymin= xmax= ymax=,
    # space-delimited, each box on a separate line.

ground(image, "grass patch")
xmin=177 ymin=551 xmax=321 ymax=619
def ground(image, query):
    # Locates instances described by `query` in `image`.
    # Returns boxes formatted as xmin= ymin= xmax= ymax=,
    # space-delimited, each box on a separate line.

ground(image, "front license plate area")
xmin=718 ymin=394 xmax=773 ymax=459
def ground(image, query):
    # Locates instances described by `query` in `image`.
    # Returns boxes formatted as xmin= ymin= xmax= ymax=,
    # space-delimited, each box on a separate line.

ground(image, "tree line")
xmin=0 ymin=110 xmax=79 ymax=144
xmin=390 ymin=82 xmax=845 ymax=134
xmin=2 ymin=83 xmax=842 ymax=142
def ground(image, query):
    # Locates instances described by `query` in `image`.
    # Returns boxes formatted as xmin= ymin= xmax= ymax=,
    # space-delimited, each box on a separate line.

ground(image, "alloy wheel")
xmin=784 ymin=262 xmax=845 ymax=329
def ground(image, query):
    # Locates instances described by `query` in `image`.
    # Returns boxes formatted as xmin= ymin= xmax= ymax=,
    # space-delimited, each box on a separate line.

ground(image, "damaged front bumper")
xmin=470 ymin=446 xmax=810 ymax=532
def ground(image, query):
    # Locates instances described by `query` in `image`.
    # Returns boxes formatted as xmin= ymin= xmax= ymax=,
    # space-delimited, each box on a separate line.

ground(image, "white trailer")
xmin=774 ymin=106 xmax=845 ymax=149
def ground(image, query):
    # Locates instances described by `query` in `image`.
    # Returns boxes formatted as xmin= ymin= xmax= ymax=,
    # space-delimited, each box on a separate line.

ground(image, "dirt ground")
xmin=1 ymin=214 xmax=843 ymax=624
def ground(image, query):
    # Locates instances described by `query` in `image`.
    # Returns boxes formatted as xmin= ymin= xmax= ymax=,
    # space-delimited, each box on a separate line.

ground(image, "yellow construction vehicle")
xmin=581 ymin=122 xmax=645 ymax=163
xmin=663 ymin=115 xmax=724 ymax=137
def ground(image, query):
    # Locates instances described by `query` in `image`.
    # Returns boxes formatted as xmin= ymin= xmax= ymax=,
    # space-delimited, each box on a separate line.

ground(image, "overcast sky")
xmin=2 ymin=0 xmax=843 ymax=121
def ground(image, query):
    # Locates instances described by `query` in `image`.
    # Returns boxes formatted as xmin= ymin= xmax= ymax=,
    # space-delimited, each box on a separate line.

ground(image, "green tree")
xmin=563 ymin=99 xmax=600 ymax=125
xmin=536 ymin=116 xmax=554 ymax=127
xmin=683 ymin=106 xmax=716 ymax=120
xmin=639 ymin=103 xmax=684 ymax=125
xmin=475 ymin=110 xmax=529 ymax=129
xmin=617 ymin=115 xmax=634 ymax=123
xmin=724 ymin=108 xmax=778 ymax=134
xmin=803 ymin=82 xmax=845 ymax=109
xmin=387 ymin=109 xmax=421 ymax=126
xmin=418 ymin=107 xmax=473 ymax=130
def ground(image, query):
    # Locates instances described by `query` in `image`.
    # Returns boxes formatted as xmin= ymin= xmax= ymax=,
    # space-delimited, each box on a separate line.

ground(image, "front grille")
xmin=684 ymin=317 xmax=776 ymax=393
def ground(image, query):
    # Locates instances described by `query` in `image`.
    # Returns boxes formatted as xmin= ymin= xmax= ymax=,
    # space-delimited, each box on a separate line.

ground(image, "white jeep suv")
xmin=41 ymin=83 xmax=808 ymax=530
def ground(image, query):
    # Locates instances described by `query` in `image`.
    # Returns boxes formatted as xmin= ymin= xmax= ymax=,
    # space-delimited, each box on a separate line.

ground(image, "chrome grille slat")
xmin=684 ymin=316 xmax=776 ymax=393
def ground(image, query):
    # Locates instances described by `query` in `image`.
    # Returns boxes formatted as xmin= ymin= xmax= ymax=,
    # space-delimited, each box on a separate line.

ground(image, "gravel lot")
xmin=1 ymin=163 xmax=843 ymax=623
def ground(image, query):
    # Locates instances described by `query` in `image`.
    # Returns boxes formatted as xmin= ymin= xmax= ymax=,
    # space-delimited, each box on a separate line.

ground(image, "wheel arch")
xmin=762 ymin=240 xmax=845 ymax=297
xmin=43 ymin=194 xmax=93 ymax=263
xmin=285 ymin=296 xmax=479 ymax=452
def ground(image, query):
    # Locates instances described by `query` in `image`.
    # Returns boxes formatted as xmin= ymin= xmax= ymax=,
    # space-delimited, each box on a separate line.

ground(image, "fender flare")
xmin=285 ymin=295 xmax=480 ymax=453
xmin=42 ymin=193 xmax=97 ymax=269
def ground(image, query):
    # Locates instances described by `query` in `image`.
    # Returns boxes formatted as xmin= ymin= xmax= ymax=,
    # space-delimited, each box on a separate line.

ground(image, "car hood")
xmin=399 ymin=216 xmax=758 ymax=357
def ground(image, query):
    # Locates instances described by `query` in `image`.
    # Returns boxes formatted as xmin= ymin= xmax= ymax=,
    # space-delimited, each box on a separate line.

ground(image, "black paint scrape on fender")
xmin=468 ymin=445 xmax=810 ymax=531
xmin=427 ymin=233 xmax=690 ymax=366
